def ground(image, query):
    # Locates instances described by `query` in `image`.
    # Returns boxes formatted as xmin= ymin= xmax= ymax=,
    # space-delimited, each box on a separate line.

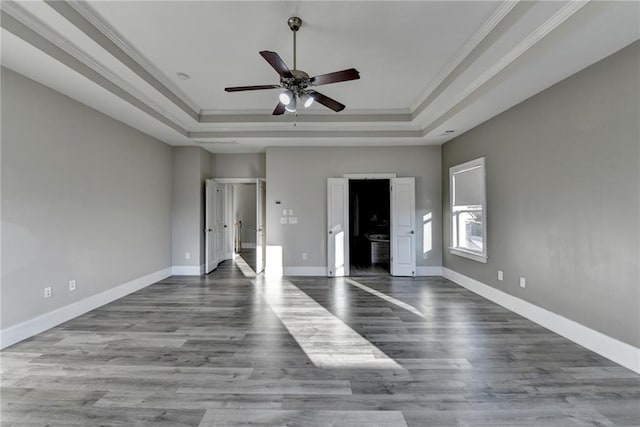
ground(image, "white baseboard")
xmin=241 ymin=243 xmax=256 ymax=249
xmin=0 ymin=267 xmax=172 ymax=349
xmin=284 ymin=266 xmax=327 ymax=276
xmin=416 ymin=266 xmax=443 ymax=276
xmin=442 ymin=267 xmax=640 ymax=374
xmin=171 ymin=265 xmax=203 ymax=276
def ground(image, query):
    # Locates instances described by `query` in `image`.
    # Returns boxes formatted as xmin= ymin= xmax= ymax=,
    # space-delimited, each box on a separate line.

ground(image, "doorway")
xmin=205 ymin=178 xmax=266 ymax=275
xmin=327 ymin=176 xmax=416 ymax=277
xmin=349 ymin=179 xmax=390 ymax=276
xmin=233 ymin=183 xmax=257 ymax=271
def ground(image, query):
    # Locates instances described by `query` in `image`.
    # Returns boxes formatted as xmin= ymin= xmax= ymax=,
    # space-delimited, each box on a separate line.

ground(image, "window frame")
xmin=449 ymin=157 xmax=487 ymax=263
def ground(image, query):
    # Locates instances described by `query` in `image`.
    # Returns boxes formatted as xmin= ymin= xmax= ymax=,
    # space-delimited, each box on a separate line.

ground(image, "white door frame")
xmin=327 ymin=174 xmax=415 ymax=277
xmin=213 ymin=178 xmax=266 ymax=266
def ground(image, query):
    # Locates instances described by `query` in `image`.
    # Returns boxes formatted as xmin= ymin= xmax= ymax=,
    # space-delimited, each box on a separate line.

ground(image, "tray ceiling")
xmin=1 ymin=1 xmax=638 ymax=153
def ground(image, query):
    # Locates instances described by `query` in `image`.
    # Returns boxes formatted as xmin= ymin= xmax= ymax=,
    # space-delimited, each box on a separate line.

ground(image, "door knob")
xmin=207 ymin=228 xmax=213 ymax=232
xmin=329 ymin=230 xmax=333 ymax=235
xmin=410 ymin=230 xmax=415 ymax=234
xmin=224 ymin=225 xmax=228 ymax=228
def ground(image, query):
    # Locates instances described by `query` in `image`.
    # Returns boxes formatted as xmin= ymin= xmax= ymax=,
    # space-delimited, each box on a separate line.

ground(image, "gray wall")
xmin=442 ymin=41 xmax=640 ymax=347
xmin=234 ymin=184 xmax=257 ymax=245
xmin=266 ymin=146 xmax=442 ymax=269
xmin=213 ymin=153 xmax=265 ymax=178
xmin=171 ymin=146 xmax=212 ymax=268
xmin=1 ymin=68 xmax=172 ymax=329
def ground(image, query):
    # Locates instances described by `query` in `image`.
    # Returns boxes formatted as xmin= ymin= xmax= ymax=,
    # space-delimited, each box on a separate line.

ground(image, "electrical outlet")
xmin=185 ymin=252 xmax=191 ymax=260
xmin=44 ymin=286 xmax=52 ymax=299
xmin=302 ymin=252 xmax=308 ymax=260
xmin=520 ymin=277 xmax=526 ymax=288
xmin=68 ymin=280 xmax=76 ymax=291
xmin=498 ymin=270 xmax=503 ymax=281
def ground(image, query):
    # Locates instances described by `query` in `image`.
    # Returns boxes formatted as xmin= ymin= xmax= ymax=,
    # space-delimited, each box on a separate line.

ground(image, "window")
xmin=450 ymin=157 xmax=487 ymax=263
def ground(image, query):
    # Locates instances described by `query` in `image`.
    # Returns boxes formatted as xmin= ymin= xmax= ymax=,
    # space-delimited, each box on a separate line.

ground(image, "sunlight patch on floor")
xmin=234 ymin=254 xmax=256 ymax=278
xmin=252 ymin=277 xmax=401 ymax=369
xmin=344 ymin=278 xmax=426 ymax=319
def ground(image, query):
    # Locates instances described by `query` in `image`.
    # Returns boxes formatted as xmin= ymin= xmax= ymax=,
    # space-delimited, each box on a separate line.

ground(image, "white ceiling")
xmin=1 ymin=1 xmax=638 ymax=153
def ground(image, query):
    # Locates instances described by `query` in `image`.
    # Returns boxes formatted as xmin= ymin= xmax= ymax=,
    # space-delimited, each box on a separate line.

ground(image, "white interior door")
xmin=214 ymin=182 xmax=227 ymax=265
xmin=391 ymin=177 xmax=416 ymax=276
xmin=327 ymin=178 xmax=349 ymax=277
xmin=205 ymin=179 xmax=217 ymax=273
xmin=224 ymin=184 xmax=234 ymax=260
xmin=255 ymin=180 xmax=266 ymax=274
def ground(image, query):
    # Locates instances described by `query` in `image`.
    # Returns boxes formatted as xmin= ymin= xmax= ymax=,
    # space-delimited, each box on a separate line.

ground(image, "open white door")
xmin=327 ymin=178 xmax=349 ymax=277
xmin=224 ymin=184 xmax=234 ymax=260
xmin=255 ymin=180 xmax=266 ymax=274
xmin=205 ymin=179 xmax=217 ymax=273
xmin=214 ymin=182 xmax=227 ymax=265
xmin=390 ymin=177 xmax=416 ymax=277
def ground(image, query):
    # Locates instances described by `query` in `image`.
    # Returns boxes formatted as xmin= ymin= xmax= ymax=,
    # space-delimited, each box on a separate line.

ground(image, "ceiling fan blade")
xmin=308 ymin=90 xmax=345 ymax=112
xmin=310 ymin=68 xmax=360 ymax=86
xmin=225 ymin=85 xmax=280 ymax=92
xmin=259 ymin=51 xmax=294 ymax=79
xmin=272 ymin=102 xmax=286 ymax=115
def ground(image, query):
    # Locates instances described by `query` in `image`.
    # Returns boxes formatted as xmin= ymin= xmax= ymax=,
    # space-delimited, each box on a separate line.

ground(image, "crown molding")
xmin=66 ymin=0 xmax=201 ymax=114
xmin=198 ymin=112 xmax=413 ymax=124
xmin=421 ymin=0 xmax=590 ymax=135
xmin=44 ymin=0 xmax=200 ymax=121
xmin=0 ymin=1 xmax=189 ymax=135
xmin=410 ymin=0 xmax=521 ymax=114
xmin=189 ymin=129 xmax=424 ymax=139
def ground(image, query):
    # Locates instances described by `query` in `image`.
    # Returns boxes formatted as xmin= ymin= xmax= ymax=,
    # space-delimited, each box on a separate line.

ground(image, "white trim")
xmin=0 ymin=1 xmax=189 ymax=131
xmin=416 ymin=266 xmax=443 ymax=276
xmin=442 ymin=268 xmax=640 ymax=374
xmin=0 ymin=267 xmax=172 ymax=349
xmin=450 ymin=157 xmax=487 ymax=263
xmin=410 ymin=0 xmax=519 ymax=112
xmin=343 ymin=173 xmax=396 ymax=179
xmin=214 ymin=178 xmax=263 ymax=184
xmin=68 ymin=1 xmax=201 ymax=113
xmin=171 ymin=265 xmax=202 ymax=276
xmin=450 ymin=248 xmax=487 ymax=263
xmin=284 ymin=266 xmax=327 ymax=276
xmin=241 ymin=243 xmax=256 ymax=249
xmin=420 ymin=0 xmax=589 ymax=134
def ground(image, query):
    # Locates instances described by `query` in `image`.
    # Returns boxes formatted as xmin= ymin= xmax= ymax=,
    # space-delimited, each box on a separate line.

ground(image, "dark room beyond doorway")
xmin=349 ymin=179 xmax=390 ymax=276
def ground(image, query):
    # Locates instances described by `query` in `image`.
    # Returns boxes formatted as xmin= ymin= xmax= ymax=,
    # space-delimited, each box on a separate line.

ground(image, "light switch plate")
xmin=498 ymin=270 xmax=503 ymax=281
xmin=282 ymin=209 xmax=287 ymax=215
xmin=288 ymin=217 xmax=298 ymax=224
xmin=68 ymin=280 xmax=76 ymax=291
xmin=520 ymin=277 xmax=526 ymax=288
xmin=280 ymin=217 xmax=287 ymax=224
xmin=289 ymin=209 xmax=294 ymax=216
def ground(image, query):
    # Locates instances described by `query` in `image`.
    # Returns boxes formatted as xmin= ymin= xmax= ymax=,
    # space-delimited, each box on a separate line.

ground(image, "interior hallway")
xmin=1 ymin=259 xmax=638 ymax=426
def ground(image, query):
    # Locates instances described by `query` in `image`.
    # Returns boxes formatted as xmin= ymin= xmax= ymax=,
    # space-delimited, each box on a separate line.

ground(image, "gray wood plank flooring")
xmin=1 ymin=260 xmax=639 ymax=426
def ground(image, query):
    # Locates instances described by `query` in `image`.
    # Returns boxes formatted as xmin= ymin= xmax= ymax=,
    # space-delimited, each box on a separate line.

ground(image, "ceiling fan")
xmin=224 ymin=16 xmax=360 ymax=115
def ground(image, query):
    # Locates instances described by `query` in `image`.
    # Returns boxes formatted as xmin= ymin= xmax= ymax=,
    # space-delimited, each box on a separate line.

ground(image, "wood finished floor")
xmin=1 ymin=260 xmax=639 ymax=426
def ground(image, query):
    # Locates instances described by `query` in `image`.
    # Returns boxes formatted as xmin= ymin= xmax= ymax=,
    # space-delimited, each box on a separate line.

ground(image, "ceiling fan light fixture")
xmin=300 ymin=93 xmax=314 ymax=108
xmin=279 ymin=89 xmax=294 ymax=105
xmin=285 ymin=96 xmax=297 ymax=112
